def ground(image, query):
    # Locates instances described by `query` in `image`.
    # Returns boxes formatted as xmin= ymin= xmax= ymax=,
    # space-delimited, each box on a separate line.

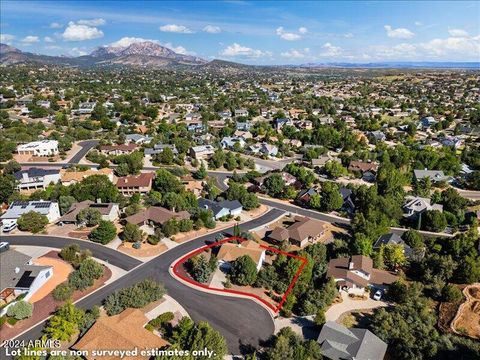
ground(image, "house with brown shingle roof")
xmin=269 ymin=216 xmax=326 ymax=248
xmin=327 ymin=255 xmax=398 ymax=295
xmin=347 ymin=161 xmax=379 ymax=174
xmin=116 ymin=172 xmax=155 ymax=195
xmin=73 ymin=308 xmax=168 ymax=360
xmin=60 ymin=168 xmax=114 ymax=186
xmin=99 ymin=143 xmax=138 ymax=156
xmin=126 ymin=206 xmax=190 ymax=227
xmin=56 ymin=200 xmax=119 ymax=225
xmin=217 ymin=240 xmax=266 ymax=271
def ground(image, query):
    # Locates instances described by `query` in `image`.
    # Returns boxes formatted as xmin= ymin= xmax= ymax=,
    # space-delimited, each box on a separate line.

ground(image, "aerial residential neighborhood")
xmin=0 ymin=1 xmax=479 ymax=359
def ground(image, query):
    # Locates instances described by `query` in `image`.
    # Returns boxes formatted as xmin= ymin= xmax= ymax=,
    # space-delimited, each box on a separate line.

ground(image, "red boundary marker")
xmin=172 ymin=236 xmax=308 ymax=314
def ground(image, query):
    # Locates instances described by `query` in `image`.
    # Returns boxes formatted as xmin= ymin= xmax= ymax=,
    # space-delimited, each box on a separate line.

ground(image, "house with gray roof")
xmin=14 ymin=168 xmax=60 ymax=191
xmin=125 ymin=133 xmax=152 ymax=145
xmin=318 ymin=321 xmax=387 ymax=360
xmin=1 ymin=200 xmax=61 ymax=225
xmin=198 ymin=198 xmax=243 ymax=220
xmin=403 ymin=196 xmax=443 ymax=219
xmin=413 ymin=169 xmax=449 ymax=183
xmin=374 ymin=233 xmax=414 ymax=259
xmin=0 ymin=247 xmax=53 ymax=308
xmin=144 ymin=144 xmax=178 ymax=159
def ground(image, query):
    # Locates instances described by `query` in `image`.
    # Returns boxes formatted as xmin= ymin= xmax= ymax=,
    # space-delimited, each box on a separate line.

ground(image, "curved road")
xmin=4 ymin=209 xmax=284 ymax=355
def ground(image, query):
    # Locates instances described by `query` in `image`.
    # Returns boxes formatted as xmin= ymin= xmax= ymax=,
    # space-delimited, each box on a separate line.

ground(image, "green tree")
xmin=194 ymin=161 xmax=207 ymax=180
xmin=6 ymin=301 xmax=33 ymax=320
xmin=43 ymin=301 xmax=85 ymax=341
xmin=76 ymin=208 xmax=102 ymax=227
xmin=186 ymin=255 xmax=212 ymax=283
xmin=70 ymin=175 xmax=119 ymax=203
xmin=0 ymin=175 xmax=16 ymax=203
xmin=423 ymin=210 xmax=447 ymax=232
xmin=263 ymin=173 xmax=285 ymax=198
xmin=266 ymin=327 xmax=322 ymax=360
xmin=122 ymin=222 xmax=144 ymax=242
xmin=89 ymin=220 xmax=117 ymax=244
xmin=384 ymin=244 xmax=407 ymax=269
xmin=53 ymin=282 xmax=74 ymax=301
xmin=58 ymin=195 xmax=76 ymax=215
xmin=229 ymin=255 xmax=258 ymax=286
xmin=324 ymin=160 xmax=347 ymax=178
xmin=442 ymin=284 xmax=463 ymax=303
xmin=320 ymin=182 xmax=343 ymax=212
xmin=17 ymin=211 xmax=49 ymax=233
xmin=154 ymin=168 xmax=184 ymax=194
xmin=308 ymin=193 xmax=321 ymax=209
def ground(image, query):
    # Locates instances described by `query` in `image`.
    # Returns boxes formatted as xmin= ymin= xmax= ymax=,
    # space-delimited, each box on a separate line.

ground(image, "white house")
xmin=0 ymin=246 xmax=53 ymax=309
xmin=216 ymin=240 xmax=265 ymax=272
xmin=14 ymin=168 xmax=61 ymax=191
xmin=17 ymin=140 xmax=59 ymax=157
xmin=1 ymin=200 xmax=61 ymax=226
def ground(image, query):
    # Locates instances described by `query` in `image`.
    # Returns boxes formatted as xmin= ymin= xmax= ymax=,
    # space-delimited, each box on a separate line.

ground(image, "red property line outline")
xmin=172 ymin=236 xmax=308 ymax=314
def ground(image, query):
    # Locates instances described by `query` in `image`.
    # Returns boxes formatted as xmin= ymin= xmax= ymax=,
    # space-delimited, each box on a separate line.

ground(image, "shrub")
xmin=7 ymin=317 xmax=18 ymax=325
xmin=89 ymin=220 xmax=117 ymax=244
xmin=0 ymin=316 xmax=6 ymax=327
xmin=68 ymin=258 xmax=104 ymax=290
xmin=179 ymin=219 xmax=194 ymax=232
xmin=104 ymin=279 xmax=166 ymax=316
xmin=6 ymin=301 xmax=33 ymax=320
xmin=122 ymin=222 xmax=144 ymax=242
xmin=147 ymin=235 xmax=160 ymax=245
xmin=442 ymin=284 xmax=464 ymax=303
xmin=53 ymin=282 xmax=74 ymax=301
xmin=229 ymin=255 xmax=258 ymax=286
xmin=17 ymin=211 xmax=49 ymax=233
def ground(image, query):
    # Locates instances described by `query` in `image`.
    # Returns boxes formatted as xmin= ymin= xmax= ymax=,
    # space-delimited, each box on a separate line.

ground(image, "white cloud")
xmin=159 ymin=24 xmax=194 ymax=33
xmin=62 ymin=21 xmax=104 ymax=41
xmin=21 ymin=36 xmax=40 ymax=44
xmin=344 ymin=33 xmax=354 ymax=38
xmin=220 ymin=43 xmax=271 ymax=58
xmin=203 ymin=25 xmax=221 ymax=34
xmin=70 ymin=47 xmax=88 ymax=56
xmin=50 ymin=22 xmax=63 ymax=29
xmin=298 ymin=27 xmax=308 ymax=34
xmin=0 ymin=34 xmax=15 ymax=43
xmin=384 ymin=25 xmax=415 ymax=39
xmin=163 ymin=42 xmax=196 ymax=55
xmin=44 ymin=36 xmax=55 ymax=43
xmin=414 ymin=21 xmax=423 ymax=27
xmin=448 ymin=29 xmax=469 ymax=38
xmin=276 ymin=26 xmax=306 ymax=41
xmin=281 ymin=48 xmax=310 ymax=59
xmin=320 ymin=42 xmax=342 ymax=57
xmin=109 ymin=37 xmax=158 ymax=48
xmin=77 ymin=18 xmax=106 ymax=26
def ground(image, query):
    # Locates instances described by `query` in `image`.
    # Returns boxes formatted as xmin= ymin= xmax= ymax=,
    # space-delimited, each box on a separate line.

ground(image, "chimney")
xmin=96 ymin=198 xmax=101 ymax=204
xmin=349 ymin=261 xmax=354 ymax=270
xmin=14 ymin=267 xmax=20 ymax=274
xmin=22 ymin=172 xmax=29 ymax=181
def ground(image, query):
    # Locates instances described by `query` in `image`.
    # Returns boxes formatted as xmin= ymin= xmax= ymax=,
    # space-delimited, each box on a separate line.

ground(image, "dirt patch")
xmin=451 ymin=284 xmax=480 ymax=339
xmin=29 ymin=255 xmax=74 ymax=303
xmin=438 ymin=301 xmax=462 ymax=333
xmin=0 ymin=252 xmax=112 ymax=341
xmin=118 ymin=242 xmax=168 ymax=257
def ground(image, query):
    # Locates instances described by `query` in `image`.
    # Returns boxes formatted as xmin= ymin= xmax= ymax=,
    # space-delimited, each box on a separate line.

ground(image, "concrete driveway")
xmin=325 ymin=291 xmax=388 ymax=322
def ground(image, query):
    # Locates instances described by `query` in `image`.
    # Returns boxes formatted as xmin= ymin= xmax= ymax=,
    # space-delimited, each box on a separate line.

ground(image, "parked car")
xmin=373 ymin=290 xmax=383 ymax=301
xmin=2 ymin=221 xmax=17 ymax=233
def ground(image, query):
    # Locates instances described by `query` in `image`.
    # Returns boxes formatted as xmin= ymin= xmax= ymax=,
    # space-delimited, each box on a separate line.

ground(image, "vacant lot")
xmin=452 ymin=284 xmax=480 ymax=339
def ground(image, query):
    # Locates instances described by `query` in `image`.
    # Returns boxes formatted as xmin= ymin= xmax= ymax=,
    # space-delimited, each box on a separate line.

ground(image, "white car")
xmin=373 ymin=290 xmax=383 ymax=301
xmin=2 ymin=221 xmax=17 ymax=233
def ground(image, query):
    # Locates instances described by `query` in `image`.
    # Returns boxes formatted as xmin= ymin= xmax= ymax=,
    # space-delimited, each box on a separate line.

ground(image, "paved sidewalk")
xmin=325 ymin=291 xmax=387 ymax=322
xmin=145 ymin=295 xmax=189 ymax=320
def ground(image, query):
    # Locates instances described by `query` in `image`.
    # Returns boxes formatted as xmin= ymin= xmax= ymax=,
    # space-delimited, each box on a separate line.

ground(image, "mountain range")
xmin=1 ymin=41 xmax=479 ymax=70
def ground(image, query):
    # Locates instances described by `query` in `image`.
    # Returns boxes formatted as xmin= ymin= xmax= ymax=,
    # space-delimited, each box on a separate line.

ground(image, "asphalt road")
xmin=5 ymin=235 xmax=141 ymax=271
xmin=4 ymin=209 xmax=284 ymax=356
xmin=67 ymin=140 xmax=99 ymax=164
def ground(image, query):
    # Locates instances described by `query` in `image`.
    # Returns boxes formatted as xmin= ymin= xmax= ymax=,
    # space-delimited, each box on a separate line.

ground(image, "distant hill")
xmin=1 ymin=42 xmax=478 ymax=70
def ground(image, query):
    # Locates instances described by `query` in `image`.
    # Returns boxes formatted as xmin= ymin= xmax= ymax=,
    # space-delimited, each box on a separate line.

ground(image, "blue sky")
xmin=1 ymin=1 xmax=479 ymax=63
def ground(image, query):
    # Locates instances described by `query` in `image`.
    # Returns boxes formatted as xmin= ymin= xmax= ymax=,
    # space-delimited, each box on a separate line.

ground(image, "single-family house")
xmin=198 ymin=198 xmax=243 ymax=220
xmin=402 ymin=196 xmax=443 ymax=219
xmin=125 ymin=206 xmax=190 ymax=227
xmin=125 ymin=134 xmax=152 ymax=145
xmin=1 ymin=200 xmax=61 ymax=225
xmin=221 ymin=136 xmax=245 ymax=150
xmin=374 ymin=233 xmax=415 ymax=259
xmin=59 ymin=168 xmax=114 ymax=186
xmin=269 ymin=216 xmax=326 ymax=248
xmin=17 ymin=140 xmax=59 ymax=157
xmin=0 ymin=248 xmax=53 ymax=307
xmin=189 ymin=145 xmax=215 ymax=160
xmin=339 ymin=187 xmax=356 ymax=215
xmin=327 ymin=255 xmax=398 ymax=294
xmin=236 ymin=122 xmax=252 ymax=131
xmin=144 ymin=144 xmax=178 ymax=159
xmin=14 ymin=168 xmax=61 ymax=191
xmin=296 ymin=188 xmax=318 ymax=206
xmin=413 ymin=169 xmax=449 ymax=183
xmin=317 ymin=321 xmax=387 ymax=360
xmin=186 ymin=122 xmax=206 ymax=133
xmin=217 ymin=240 xmax=265 ymax=271
xmin=248 ymin=143 xmax=278 ymax=157
xmin=57 ymin=200 xmax=120 ymax=225
xmin=185 ymin=112 xmax=202 ymax=122
xmin=73 ymin=308 xmax=168 ymax=360
xmin=418 ymin=116 xmax=437 ymax=130
xmin=73 ymin=101 xmax=96 ymax=115
xmin=99 ymin=144 xmax=138 ymax=156
xmin=116 ymin=172 xmax=154 ymax=195
xmin=348 ymin=161 xmax=379 ymax=175
xmin=234 ymin=109 xmax=249 ymax=118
